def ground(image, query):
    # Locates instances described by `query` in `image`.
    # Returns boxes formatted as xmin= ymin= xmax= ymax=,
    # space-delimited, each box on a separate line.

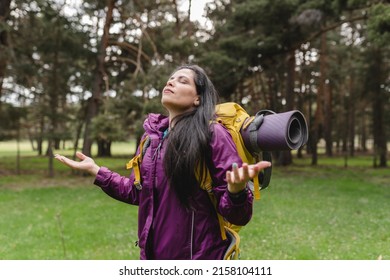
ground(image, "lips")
xmin=163 ymin=87 xmax=174 ymax=94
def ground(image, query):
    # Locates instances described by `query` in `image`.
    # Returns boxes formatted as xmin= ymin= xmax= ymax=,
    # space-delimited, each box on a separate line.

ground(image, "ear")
xmin=194 ymin=97 xmax=200 ymax=106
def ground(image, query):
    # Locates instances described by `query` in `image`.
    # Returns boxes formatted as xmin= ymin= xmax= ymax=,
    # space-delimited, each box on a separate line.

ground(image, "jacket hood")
xmin=143 ymin=113 xmax=169 ymax=138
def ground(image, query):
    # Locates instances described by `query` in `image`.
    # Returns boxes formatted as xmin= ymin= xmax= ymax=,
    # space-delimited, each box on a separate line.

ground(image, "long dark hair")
xmin=163 ymin=65 xmax=219 ymax=208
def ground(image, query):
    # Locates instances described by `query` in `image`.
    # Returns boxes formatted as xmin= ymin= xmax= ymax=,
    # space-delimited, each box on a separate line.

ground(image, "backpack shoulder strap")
xmin=196 ymin=166 xmax=228 ymax=241
xmin=126 ymin=135 xmax=150 ymax=190
xmin=215 ymin=102 xmax=255 ymax=165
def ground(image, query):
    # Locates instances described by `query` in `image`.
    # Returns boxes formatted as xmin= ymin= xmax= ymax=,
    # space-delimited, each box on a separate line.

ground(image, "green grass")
xmin=0 ymin=141 xmax=389 ymax=260
xmin=0 ymin=185 xmax=139 ymax=259
xmin=0 ymin=140 xmax=136 ymax=158
xmin=241 ymin=165 xmax=390 ymax=260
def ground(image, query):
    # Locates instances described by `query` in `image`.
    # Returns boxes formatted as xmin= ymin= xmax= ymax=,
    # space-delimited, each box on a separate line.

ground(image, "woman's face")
xmin=161 ymin=68 xmax=200 ymax=117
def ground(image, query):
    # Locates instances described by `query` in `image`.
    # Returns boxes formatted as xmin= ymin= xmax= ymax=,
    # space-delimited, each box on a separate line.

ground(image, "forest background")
xmin=0 ymin=0 xmax=389 ymax=260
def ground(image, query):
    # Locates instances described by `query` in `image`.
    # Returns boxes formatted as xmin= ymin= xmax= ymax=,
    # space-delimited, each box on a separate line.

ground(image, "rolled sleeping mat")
xmin=241 ymin=110 xmax=308 ymax=153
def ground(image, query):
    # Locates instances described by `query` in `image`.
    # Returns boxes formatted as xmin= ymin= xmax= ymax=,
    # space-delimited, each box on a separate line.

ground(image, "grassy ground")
xmin=0 ymin=141 xmax=389 ymax=260
xmin=242 ymin=165 xmax=389 ymax=260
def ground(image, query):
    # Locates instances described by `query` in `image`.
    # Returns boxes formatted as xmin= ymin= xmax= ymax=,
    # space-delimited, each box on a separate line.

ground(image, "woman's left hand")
xmin=226 ymin=161 xmax=271 ymax=194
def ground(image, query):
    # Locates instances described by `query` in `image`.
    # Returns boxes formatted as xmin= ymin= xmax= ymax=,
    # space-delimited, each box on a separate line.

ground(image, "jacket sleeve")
xmin=94 ymin=166 xmax=140 ymax=205
xmin=208 ymin=123 xmax=254 ymax=226
xmin=93 ymin=136 xmax=146 ymax=205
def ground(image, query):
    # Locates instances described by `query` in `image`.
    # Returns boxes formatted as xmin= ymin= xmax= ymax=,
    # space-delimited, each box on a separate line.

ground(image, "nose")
xmin=166 ymin=78 xmax=174 ymax=87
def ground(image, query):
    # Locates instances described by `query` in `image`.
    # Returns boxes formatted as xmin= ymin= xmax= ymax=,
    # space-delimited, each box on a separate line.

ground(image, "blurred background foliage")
xmin=0 ymin=0 xmax=388 ymax=173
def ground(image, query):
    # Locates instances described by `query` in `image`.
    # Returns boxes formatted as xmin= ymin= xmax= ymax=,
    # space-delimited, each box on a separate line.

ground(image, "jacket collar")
xmin=143 ymin=113 xmax=169 ymax=138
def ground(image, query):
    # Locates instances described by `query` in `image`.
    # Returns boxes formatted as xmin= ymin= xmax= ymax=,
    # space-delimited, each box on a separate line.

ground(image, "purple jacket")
xmin=94 ymin=113 xmax=253 ymax=259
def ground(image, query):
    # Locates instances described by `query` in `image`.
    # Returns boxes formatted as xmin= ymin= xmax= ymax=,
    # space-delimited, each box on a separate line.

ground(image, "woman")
xmin=55 ymin=65 xmax=271 ymax=259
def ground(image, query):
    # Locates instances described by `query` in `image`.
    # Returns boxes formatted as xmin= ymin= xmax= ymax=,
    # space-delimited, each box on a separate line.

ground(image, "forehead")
xmin=171 ymin=68 xmax=195 ymax=80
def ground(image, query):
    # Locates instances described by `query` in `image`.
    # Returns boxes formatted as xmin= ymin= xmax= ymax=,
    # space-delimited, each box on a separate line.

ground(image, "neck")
xmin=168 ymin=114 xmax=176 ymax=129
xmin=168 ymin=108 xmax=195 ymax=128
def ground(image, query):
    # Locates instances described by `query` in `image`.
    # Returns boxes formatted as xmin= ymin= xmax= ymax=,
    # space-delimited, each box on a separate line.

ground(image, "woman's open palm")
xmin=226 ymin=161 xmax=271 ymax=194
xmin=54 ymin=152 xmax=100 ymax=176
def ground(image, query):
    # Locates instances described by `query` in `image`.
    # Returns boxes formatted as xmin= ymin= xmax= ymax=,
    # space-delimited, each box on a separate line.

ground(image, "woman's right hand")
xmin=54 ymin=151 xmax=100 ymax=176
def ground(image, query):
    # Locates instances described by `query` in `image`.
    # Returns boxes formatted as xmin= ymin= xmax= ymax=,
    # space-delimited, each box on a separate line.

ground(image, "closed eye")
xmin=178 ymin=76 xmax=189 ymax=84
xmin=168 ymin=74 xmax=192 ymax=84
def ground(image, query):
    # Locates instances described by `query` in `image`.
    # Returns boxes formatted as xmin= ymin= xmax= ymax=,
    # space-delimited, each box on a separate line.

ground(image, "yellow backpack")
xmin=126 ymin=102 xmax=272 ymax=259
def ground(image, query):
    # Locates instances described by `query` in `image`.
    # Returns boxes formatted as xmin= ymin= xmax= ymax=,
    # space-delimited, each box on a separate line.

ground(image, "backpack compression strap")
xmin=246 ymin=110 xmax=274 ymax=191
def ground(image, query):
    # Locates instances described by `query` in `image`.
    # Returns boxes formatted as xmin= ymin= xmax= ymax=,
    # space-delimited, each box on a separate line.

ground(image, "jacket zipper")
xmin=152 ymin=141 xmax=163 ymax=160
xmin=152 ymin=129 xmax=169 ymax=160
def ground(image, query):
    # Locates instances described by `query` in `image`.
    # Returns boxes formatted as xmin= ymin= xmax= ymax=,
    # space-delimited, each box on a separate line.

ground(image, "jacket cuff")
xmin=228 ymin=187 xmax=248 ymax=204
xmin=93 ymin=166 xmax=109 ymax=187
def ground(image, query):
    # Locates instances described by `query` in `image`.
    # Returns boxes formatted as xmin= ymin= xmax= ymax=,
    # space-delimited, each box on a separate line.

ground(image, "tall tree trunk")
xmin=310 ymin=122 xmax=319 ymax=165
xmin=82 ymin=0 xmax=116 ymax=157
xmin=46 ymin=24 xmax=61 ymax=177
xmin=320 ymin=32 xmax=333 ymax=157
xmin=360 ymin=112 xmax=367 ymax=152
xmin=0 ymin=0 xmax=11 ymax=107
xmin=348 ymin=106 xmax=355 ymax=157
xmin=172 ymin=0 xmax=181 ymax=36
xmin=97 ymin=140 xmax=112 ymax=157
xmin=348 ymin=76 xmax=355 ymax=157
xmin=70 ymin=105 xmax=87 ymax=175
xmin=187 ymin=0 xmax=192 ymax=23
xmin=267 ymin=73 xmax=277 ymax=111
xmin=370 ymin=49 xmax=387 ymax=167
xmin=73 ymin=110 xmax=85 ymax=160
xmin=47 ymin=139 xmax=54 ymax=177
xmin=306 ymin=84 xmax=313 ymax=155
xmin=27 ymin=127 xmax=37 ymax=151
xmin=296 ymin=49 xmax=306 ymax=159
xmin=37 ymin=116 xmax=44 ymax=156
xmin=16 ymin=118 xmax=21 ymax=175
xmin=324 ymin=81 xmax=333 ymax=156
xmin=342 ymin=93 xmax=349 ymax=154
xmin=311 ymin=33 xmax=328 ymax=165
xmin=278 ymin=50 xmax=295 ymax=166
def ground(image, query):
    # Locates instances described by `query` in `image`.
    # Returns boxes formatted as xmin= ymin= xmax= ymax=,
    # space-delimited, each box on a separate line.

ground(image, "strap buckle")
xmin=134 ymin=180 xmax=143 ymax=190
